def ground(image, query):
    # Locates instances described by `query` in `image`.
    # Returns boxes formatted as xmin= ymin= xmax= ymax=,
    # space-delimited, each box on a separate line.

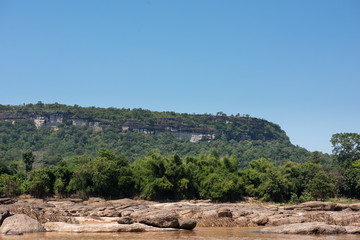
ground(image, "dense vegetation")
xmin=0 ymin=132 xmax=358 ymax=202
xmin=1 ymin=103 xmax=355 ymax=203
xmin=0 ymin=103 xmax=314 ymax=168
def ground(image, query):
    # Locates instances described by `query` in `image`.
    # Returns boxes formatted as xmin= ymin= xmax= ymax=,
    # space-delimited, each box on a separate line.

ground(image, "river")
xmin=1 ymin=228 xmax=359 ymax=240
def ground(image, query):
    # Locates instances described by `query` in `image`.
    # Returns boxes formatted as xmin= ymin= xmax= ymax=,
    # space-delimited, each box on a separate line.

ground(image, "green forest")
xmin=0 ymin=103 xmax=358 ymax=203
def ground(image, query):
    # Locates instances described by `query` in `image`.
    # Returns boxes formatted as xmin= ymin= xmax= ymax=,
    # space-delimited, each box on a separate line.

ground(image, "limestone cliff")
xmin=0 ymin=105 xmax=289 ymax=143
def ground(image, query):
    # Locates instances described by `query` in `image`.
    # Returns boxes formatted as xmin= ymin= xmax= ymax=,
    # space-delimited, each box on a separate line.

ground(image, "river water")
xmin=1 ymin=227 xmax=360 ymax=240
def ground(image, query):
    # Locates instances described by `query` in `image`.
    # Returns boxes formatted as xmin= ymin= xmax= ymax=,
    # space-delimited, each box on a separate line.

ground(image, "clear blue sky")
xmin=0 ymin=1 xmax=359 ymax=153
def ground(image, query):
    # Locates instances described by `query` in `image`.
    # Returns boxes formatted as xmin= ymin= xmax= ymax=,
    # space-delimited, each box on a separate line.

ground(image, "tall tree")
xmin=331 ymin=133 xmax=360 ymax=197
xmin=331 ymin=133 xmax=360 ymax=168
xmin=22 ymin=151 xmax=35 ymax=174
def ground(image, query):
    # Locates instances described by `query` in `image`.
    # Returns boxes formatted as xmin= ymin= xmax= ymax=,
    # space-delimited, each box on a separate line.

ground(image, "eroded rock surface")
xmin=1 ymin=198 xmax=360 ymax=234
xmin=260 ymin=222 xmax=351 ymax=234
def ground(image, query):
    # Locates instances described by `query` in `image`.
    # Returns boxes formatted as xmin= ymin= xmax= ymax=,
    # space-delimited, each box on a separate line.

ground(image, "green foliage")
xmin=22 ymin=151 xmax=35 ymax=173
xmin=331 ymin=133 xmax=360 ymax=198
xmin=299 ymin=192 xmax=314 ymax=203
xmin=26 ymin=168 xmax=55 ymax=198
xmin=242 ymin=158 xmax=291 ymax=202
xmin=131 ymin=152 xmax=244 ymax=201
xmin=53 ymin=161 xmax=73 ymax=195
xmin=0 ymin=103 xmax=314 ymax=169
xmin=0 ymin=161 xmax=13 ymax=175
xmin=289 ymin=192 xmax=299 ymax=204
xmin=307 ymin=171 xmax=336 ymax=201
xmin=0 ymin=174 xmax=20 ymax=197
xmin=331 ymin=133 xmax=360 ymax=168
xmin=67 ymin=149 xmax=134 ymax=198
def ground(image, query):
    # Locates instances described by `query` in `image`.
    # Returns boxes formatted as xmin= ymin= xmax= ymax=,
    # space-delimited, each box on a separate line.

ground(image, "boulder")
xmin=0 ymin=214 xmax=45 ymax=235
xmin=217 ymin=208 xmax=232 ymax=218
xmin=178 ymin=218 xmax=196 ymax=230
xmin=0 ymin=210 xmax=10 ymax=226
xmin=139 ymin=210 xmax=179 ymax=228
xmin=117 ymin=216 xmax=133 ymax=224
xmin=251 ymin=215 xmax=268 ymax=225
xmin=260 ymin=222 xmax=347 ymax=234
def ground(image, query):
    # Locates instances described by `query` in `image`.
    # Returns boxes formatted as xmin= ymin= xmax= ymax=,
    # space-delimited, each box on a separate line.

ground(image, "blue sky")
xmin=0 ymin=0 xmax=359 ymax=153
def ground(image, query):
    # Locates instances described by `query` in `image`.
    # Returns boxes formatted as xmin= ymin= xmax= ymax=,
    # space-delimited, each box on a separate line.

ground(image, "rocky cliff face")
xmin=0 ymin=109 xmax=288 ymax=143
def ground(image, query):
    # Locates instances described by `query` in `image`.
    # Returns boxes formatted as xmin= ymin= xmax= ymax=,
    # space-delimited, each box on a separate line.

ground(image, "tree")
xmin=242 ymin=158 xmax=290 ymax=202
xmin=0 ymin=174 xmax=20 ymax=197
xmin=53 ymin=161 xmax=73 ymax=196
xmin=27 ymin=168 xmax=55 ymax=198
xmin=307 ymin=171 xmax=335 ymax=201
xmin=22 ymin=151 xmax=35 ymax=174
xmin=331 ymin=133 xmax=360 ymax=197
xmin=331 ymin=133 xmax=360 ymax=168
xmin=309 ymin=151 xmax=324 ymax=164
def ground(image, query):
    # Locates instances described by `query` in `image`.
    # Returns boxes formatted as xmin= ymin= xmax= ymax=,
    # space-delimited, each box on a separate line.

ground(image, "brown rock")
xmin=0 ymin=198 xmax=14 ymax=205
xmin=345 ymin=226 xmax=360 ymax=234
xmin=0 ymin=210 xmax=10 ymax=226
xmin=178 ymin=218 xmax=196 ymax=230
xmin=260 ymin=222 xmax=347 ymax=235
xmin=0 ymin=214 xmax=46 ymax=235
xmin=44 ymin=222 xmax=179 ymax=232
xmin=217 ymin=208 xmax=232 ymax=218
xmin=349 ymin=203 xmax=360 ymax=211
xmin=138 ymin=210 xmax=179 ymax=228
xmin=267 ymin=215 xmax=309 ymax=226
xmin=251 ymin=215 xmax=268 ymax=225
xmin=117 ymin=216 xmax=133 ymax=224
xmin=298 ymin=201 xmax=336 ymax=211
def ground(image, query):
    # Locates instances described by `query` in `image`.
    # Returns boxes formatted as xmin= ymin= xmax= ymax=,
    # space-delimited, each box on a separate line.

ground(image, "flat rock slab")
xmin=44 ymin=222 xmax=180 ymax=233
xmin=0 ymin=214 xmax=45 ymax=235
xmin=260 ymin=222 xmax=351 ymax=235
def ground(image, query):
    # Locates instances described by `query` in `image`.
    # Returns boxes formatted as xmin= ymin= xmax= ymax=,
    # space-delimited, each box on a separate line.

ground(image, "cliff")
xmin=0 ymin=104 xmax=288 ymax=143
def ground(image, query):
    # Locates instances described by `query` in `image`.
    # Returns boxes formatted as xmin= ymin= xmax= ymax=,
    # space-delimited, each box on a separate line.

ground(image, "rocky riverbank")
xmin=1 ymin=197 xmax=360 ymax=235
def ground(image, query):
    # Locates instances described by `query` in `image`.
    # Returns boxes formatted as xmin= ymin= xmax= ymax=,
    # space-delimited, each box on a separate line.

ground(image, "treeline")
xmin=0 ymin=102 xmax=256 ymax=122
xmin=0 ymin=120 xmax=312 ymax=168
xmin=0 ymin=133 xmax=358 ymax=202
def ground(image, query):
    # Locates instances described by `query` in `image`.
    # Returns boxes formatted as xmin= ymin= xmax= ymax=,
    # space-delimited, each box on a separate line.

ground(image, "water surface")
xmin=2 ymin=227 xmax=360 ymax=240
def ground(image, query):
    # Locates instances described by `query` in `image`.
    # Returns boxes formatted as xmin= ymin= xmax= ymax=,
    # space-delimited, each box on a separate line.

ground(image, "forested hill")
xmin=0 ymin=102 xmax=313 ymax=167
xmin=0 ymin=102 xmax=288 ymax=142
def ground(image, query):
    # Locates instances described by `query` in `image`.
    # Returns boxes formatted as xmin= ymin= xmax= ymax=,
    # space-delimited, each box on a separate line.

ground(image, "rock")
xmin=202 ymin=210 xmax=218 ymax=218
xmin=260 ymin=222 xmax=347 ymax=234
xmin=217 ymin=208 xmax=232 ymax=218
xmin=44 ymin=222 xmax=179 ymax=232
xmin=121 ymin=210 xmax=134 ymax=216
xmin=0 ymin=210 xmax=10 ymax=226
xmin=0 ymin=214 xmax=45 ymax=235
xmin=232 ymin=210 xmax=251 ymax=218
xmin=0 ymin=198 xmax=14 ymax=205
xmin=235 ymin=217 xmax=249 ymax=227
xmin=345 ymin=226 xmax=360 ymax=234
xmin=334 ymin=204 xmax=349 ymax=211
xmin=251 ymin=215 xmax=268 ymax=225
xmin=117 ymin=216 xmax=133 ymax=224
xmin=178 ymin=218 xmax=196 ymax=230
xmin=139 ymin=210 xmax=179 ymax=228
xmin=298 ymin=202 xmax=336 ymax=211
xmin=349 ymin=203 xmax=360 ymax=211
xmin=267 ymin=215 xmax=309 ymax=226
